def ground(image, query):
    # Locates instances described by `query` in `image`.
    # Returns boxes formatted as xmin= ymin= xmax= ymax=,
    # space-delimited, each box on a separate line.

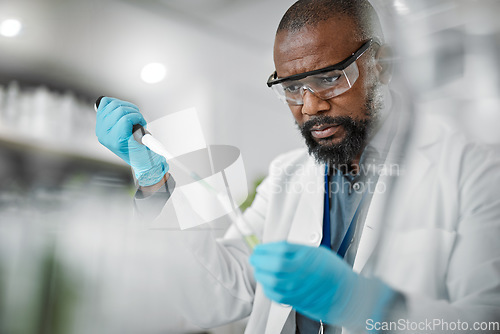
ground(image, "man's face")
xmin=274 ymin=16 xmax=384 ymax=168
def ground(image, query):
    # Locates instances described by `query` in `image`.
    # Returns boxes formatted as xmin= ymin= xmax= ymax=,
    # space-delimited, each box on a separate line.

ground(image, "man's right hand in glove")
xmin=95 ymin=97 xmax=169 ymax=188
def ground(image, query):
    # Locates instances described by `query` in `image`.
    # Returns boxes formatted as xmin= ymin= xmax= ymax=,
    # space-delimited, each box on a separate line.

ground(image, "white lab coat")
xmin=159 ymin=110 xmax=500 ymax=333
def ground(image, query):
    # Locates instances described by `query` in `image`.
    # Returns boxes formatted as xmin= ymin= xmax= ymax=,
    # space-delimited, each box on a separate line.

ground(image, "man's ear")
xmin=375 ymin=44 xmax=393 ymax=85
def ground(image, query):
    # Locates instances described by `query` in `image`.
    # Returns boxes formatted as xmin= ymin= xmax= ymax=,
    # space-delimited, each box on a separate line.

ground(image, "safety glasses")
xmin=267 ymin=39 xmax=374 ymax=106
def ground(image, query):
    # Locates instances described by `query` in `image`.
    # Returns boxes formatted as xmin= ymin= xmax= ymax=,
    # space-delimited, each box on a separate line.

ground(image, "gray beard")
xmin=298 ymin=82 xmax=385 ymax=168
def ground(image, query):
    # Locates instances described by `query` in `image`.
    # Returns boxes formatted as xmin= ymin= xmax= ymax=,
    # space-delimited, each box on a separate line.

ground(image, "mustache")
xmin=300 ymin=116 xmax=358 ymax=135
xmin=298 ymin=115 xmax=370 ymax=167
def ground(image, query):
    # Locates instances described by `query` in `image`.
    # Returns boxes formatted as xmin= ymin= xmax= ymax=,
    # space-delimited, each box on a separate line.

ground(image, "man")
xmin=96 ymin=0 xmax=500 ymax=333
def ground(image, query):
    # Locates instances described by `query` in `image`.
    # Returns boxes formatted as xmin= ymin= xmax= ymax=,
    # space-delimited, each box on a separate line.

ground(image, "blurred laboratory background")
xmin=0 ymin=0 xmax=300 ymax=333
xmin=1 ymin=0 xmax=500 ymax=333
xmin=0 ymin=0 xmax=303 ymax=191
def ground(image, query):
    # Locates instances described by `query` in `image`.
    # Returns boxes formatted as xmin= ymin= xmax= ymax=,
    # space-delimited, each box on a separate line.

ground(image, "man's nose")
xmin=300 ymin=88 xmax=330 ymax=116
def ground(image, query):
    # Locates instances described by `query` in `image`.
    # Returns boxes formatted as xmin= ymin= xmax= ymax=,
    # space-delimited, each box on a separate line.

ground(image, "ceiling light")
xmin=393 ymin=0 xmax=410 ymax=15
xmin=0 ymin=19 xmax=22 ymax=37
xmin=141 ymin=63 xmax=167 ymax=84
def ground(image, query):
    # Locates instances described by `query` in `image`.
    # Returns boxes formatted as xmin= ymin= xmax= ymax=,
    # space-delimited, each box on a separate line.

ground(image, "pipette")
xmin=94 ymin=96 xmax=260 ymax=249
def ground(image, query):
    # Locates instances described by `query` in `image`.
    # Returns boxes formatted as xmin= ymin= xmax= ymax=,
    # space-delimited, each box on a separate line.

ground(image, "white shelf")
xmin=0 ymin=123 xmax=127 ymax=168
xmin=0 ymin=82 xmax=128 ymax=169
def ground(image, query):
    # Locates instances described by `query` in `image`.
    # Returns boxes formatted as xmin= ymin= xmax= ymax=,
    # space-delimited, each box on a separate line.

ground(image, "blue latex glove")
xmin=95 ymin=97 xmax=168 ymax=186
xmin=250 ymin=241 xmax=396 ymax=329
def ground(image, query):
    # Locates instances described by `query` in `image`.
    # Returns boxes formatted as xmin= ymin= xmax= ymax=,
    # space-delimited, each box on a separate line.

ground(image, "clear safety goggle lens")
xmin=271 ymin=61 xmax=360 ymax=106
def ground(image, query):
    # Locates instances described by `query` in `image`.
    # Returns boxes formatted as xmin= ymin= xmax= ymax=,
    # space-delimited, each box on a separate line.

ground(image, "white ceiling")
xmin=0 ymin=0 xmax=294 ymax=98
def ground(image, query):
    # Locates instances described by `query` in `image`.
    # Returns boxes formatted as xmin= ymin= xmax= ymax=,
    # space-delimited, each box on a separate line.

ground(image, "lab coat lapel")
xmin=265 ymin=303 xmax=293 ymax=334
xmin=354 ymin=116 xmax=442 ymax=273
xmin=287 ymin=161 xmax=324 ymax=245
xmin=353 ymin=172 xmax=393 ymax=273
xmin=385 ymin=116 xmax=444 ymax=230
xmin=265 ymin=160 xmax=324 ymax=334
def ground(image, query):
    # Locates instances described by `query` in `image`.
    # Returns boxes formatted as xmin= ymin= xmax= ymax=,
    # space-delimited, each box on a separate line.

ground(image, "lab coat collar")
xmin=353 ymin=95 xmax=445 ymax=274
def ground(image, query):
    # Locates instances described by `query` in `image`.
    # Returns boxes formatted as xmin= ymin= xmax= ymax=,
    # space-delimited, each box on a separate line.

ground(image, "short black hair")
xmin=277 ymin=0 xmax=384 ymax=44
